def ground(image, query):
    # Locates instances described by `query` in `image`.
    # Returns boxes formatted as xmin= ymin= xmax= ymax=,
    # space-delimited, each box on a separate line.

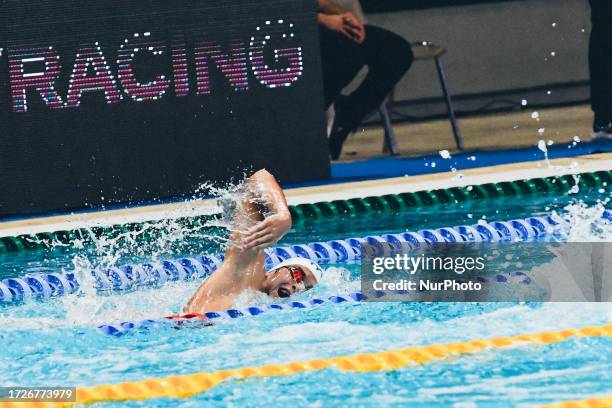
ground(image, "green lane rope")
xmin=290 ymin=170 xmax=610 ymax=220
xmin=0 ymin=170 xmax=609 ymax=254
xmin=0 ymin=214 xmax=221 ymax=255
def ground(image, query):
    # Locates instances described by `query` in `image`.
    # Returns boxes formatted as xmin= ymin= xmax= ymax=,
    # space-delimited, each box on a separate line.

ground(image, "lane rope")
xmin=99 ymin=264 xmax=535 ymax=336
xmin=0 ymin=170 xmax=609 ymax=255
xmin=97 ymin=292 xmax=366 ymax=336
xmin=2 ymin=210 xmax=610 ymax=304
xmin=540 ymin=396 xmax=612 ymax=408
xmin=2 ymin=324 xmax=610 ymax=407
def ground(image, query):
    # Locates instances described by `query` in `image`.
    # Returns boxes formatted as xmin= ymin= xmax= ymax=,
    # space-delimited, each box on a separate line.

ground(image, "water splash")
xmin=439 ymin=150 xmax=451 ymax=159
xmin=56 ymin=176 xmax=263 ymax=323
xmin=1 ymin=176 xmax=608 ymax=327
xmin=550 ymin=201 xmax=611 ymax=242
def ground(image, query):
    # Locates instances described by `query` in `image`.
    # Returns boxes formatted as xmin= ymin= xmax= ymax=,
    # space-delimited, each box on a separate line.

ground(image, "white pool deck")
xmin=1 ymin=153 xmax=611 ymax=238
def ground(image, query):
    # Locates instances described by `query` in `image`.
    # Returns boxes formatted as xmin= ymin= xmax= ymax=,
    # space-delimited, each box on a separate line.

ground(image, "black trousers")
xmin=589 ymin=0 xmax=612 ymax=118
xmin=319 ymin=24 xmax=413 ymax=129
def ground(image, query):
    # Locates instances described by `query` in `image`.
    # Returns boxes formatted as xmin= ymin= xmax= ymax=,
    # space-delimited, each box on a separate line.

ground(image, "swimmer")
xmin=183 ymin=169 xmax=323 ymax=314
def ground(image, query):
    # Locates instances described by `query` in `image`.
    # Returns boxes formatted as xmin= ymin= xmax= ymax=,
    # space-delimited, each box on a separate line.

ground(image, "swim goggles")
xmin=284 ymin=265 xmax=313 ymax=291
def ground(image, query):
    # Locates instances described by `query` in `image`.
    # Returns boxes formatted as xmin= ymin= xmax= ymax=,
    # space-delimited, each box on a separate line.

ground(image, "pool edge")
xmin=1 ymin=153 xmax=611 ymax=238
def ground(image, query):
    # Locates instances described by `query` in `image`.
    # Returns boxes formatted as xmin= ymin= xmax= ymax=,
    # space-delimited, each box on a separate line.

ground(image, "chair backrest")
xmin=331 ymin=0 xmax=366 ymax=22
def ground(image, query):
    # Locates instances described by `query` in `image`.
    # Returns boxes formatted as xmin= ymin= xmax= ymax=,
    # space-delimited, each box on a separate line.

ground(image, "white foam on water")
xmin=1 ymin=174 xmax=609 ymax=340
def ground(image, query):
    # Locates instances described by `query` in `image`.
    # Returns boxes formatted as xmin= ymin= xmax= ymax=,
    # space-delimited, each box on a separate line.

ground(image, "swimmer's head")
xmin=261 ymin=257 xmax=323 ymax=298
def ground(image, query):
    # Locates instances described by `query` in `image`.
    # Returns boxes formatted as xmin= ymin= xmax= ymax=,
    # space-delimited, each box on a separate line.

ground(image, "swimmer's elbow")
xmin=251 ymin=168 xmax=272 ymax=181
xmin=248 ymin=169 xmax=285 ymax=209
xmin=249 ymin=169 xmax=278 ymax=186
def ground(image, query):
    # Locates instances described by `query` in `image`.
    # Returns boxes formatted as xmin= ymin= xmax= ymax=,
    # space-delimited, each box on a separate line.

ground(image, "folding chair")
xmin=381 ymin=41 xmax=464 ymax=155
xmin=331 ymin=0 xmax=464 ymax=155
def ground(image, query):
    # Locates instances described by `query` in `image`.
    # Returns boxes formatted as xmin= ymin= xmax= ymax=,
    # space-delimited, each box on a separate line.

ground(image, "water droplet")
xmin=537 ymin=140 xmax=548 ymax=153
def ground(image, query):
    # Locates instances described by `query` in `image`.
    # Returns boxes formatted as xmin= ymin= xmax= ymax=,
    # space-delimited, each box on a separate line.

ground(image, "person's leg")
xmin=319 ymin=27 xmax=368 ymax=108
xmin=329 ymin=25 xmax=413 ymax=159
xmin=589 ymin=0 xmax=612 ymax=134
xmin=338 ymin=25 xmax=413 ymax=128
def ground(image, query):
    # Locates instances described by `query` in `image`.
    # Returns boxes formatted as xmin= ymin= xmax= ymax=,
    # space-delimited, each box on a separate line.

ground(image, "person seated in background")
xmin=183 ymin=169 xmax=323 ymax=314
xmin=317 ymin=0 xmax=414 ymax=159
xmin=589 ymin=0 xmax=612 ymax=139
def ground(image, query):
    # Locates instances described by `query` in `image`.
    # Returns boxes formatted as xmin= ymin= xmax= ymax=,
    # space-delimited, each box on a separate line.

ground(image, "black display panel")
xmin=0 ymin=0 xmax=329 ymax=218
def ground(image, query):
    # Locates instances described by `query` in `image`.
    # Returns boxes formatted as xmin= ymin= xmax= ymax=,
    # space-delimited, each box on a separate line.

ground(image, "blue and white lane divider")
xmin=2 ymin=210 xmax=610 ymax=304
xmin=0 ymin=255 xmax=223 ymax=304
xmin=98 ymin=292 xmax=366 ymax=336
xmin=99 ymin=268 xmax=535 ymax=336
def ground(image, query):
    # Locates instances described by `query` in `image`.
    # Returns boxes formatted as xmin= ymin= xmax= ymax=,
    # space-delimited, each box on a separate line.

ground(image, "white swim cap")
xmin=270 ymin=257 xmax=324 ymax=283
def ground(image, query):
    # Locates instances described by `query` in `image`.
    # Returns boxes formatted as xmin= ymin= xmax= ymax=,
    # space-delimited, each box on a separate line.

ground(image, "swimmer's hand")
xmin=242 ymin=212 xmax=291 ymax=249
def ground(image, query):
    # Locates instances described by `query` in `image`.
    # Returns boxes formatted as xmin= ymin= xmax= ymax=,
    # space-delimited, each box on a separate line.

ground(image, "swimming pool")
xmin=0 ymin=171 xmax=611 ymax=407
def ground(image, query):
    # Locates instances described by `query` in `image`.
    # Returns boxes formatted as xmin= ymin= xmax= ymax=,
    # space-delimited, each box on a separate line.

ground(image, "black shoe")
xmin=328 ymin=124 xmax=352 ymax=160
xmin=592 ymin=115 xmax=612 ymax=140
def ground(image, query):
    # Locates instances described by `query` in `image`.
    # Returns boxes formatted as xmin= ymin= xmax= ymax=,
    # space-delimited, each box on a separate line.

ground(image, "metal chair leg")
xmin=379 ymin=102 xmax=399 ymax=155
xmin=435 ymin=56 xmax=464 ymax=150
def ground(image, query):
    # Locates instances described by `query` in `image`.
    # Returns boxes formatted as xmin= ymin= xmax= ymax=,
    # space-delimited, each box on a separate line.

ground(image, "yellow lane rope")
xmin=540 ymin=397 xmax=612 ymax=408
xmin=2 ymin=324 xmax=610 ymax=408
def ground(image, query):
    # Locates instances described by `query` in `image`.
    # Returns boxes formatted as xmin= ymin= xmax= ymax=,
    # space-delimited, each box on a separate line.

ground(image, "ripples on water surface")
xmin=0 ymin=177 xmax=610 ymax=406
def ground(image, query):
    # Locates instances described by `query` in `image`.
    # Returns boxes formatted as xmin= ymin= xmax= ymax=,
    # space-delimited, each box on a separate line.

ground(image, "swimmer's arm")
xmin=183 ymin=255 xmax=264 ymax=314
xmin=183 ymin=170 xmax=287 ymax=313
xmin=242 ymin=169 xmax=292 ymax=249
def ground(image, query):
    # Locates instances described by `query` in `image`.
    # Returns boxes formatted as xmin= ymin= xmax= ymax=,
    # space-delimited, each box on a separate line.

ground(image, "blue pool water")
xmin=0 ymin=184 xmax=606 ymax=278
xmin=0 ymin=184 xmax=611 ymax=406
